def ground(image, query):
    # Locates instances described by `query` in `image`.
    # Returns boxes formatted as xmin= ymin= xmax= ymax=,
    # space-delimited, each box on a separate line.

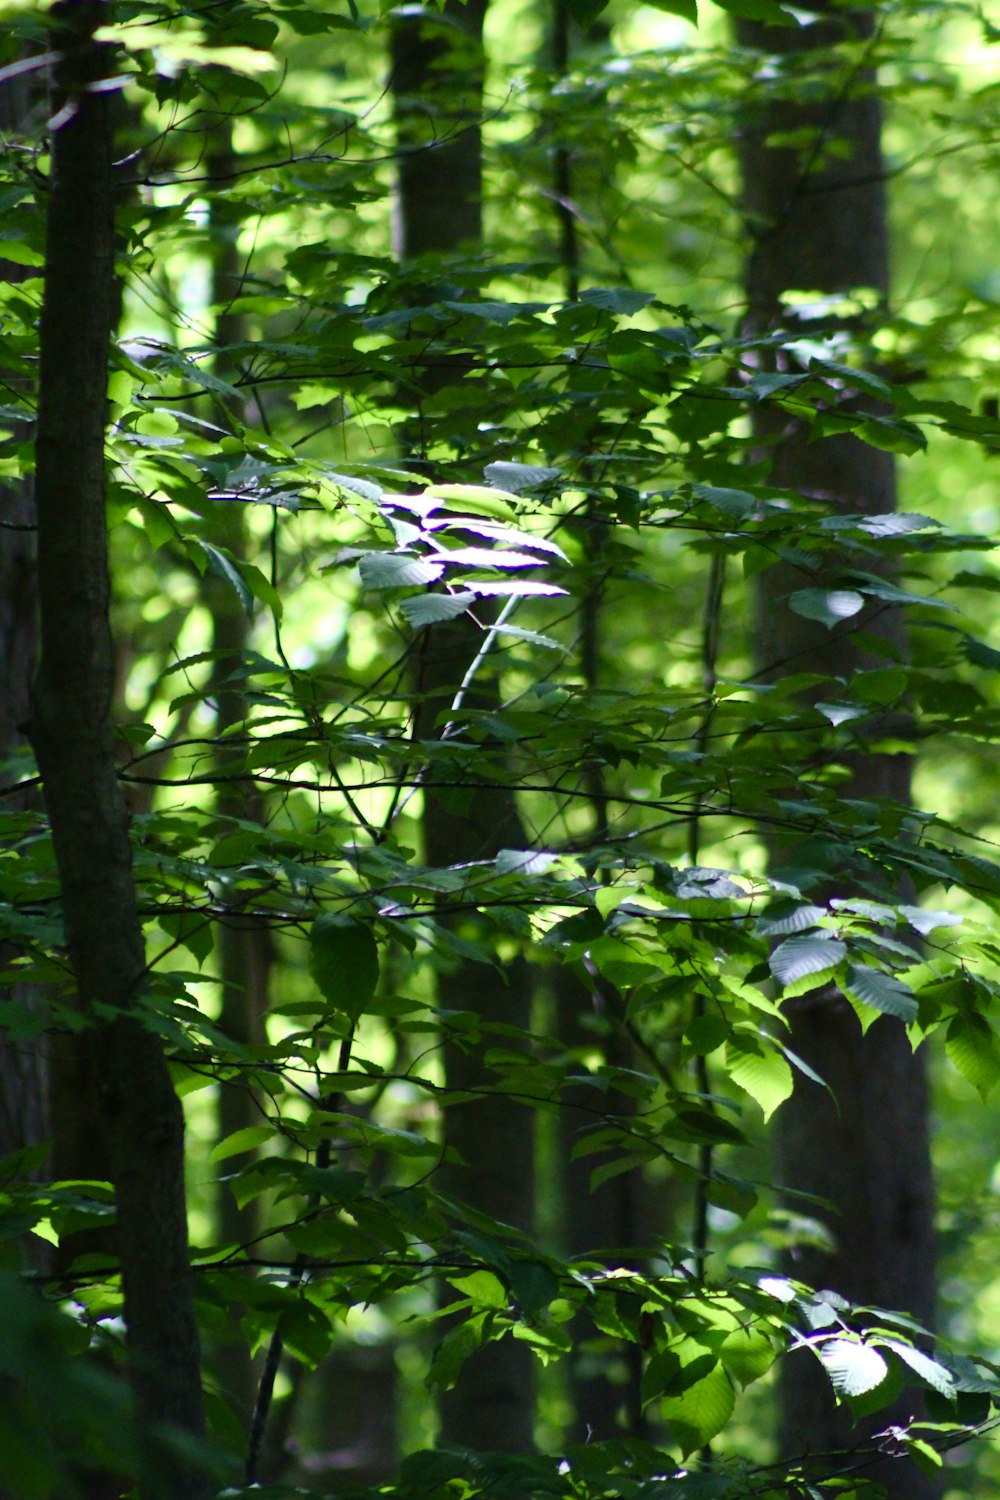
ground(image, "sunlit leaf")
xmin=769 ymin=935 xmax=846 ymax=987
xmin=820 ymin=1338 xmax=889 ymax=1397
xmin=842 ymin=965 xmax=918 ymax=1023
xmin=399 ymin=591 xmax=477 ymax=627
xmin=787 ymin=589 xmax=865 ymax=628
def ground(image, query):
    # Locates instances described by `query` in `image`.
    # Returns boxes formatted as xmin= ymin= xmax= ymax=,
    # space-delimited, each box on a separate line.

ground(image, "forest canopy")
xmin=3 ymin=0 xmax=1000 ymax=1497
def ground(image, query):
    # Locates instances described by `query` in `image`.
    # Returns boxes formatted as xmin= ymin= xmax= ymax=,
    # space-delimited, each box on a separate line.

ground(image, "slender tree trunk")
xmin=205 ymin=124 xmax=271 ymax=1426
xmin=545 ymin=4 xmax=647 ymax=1436
xmin=391 ymin=1 xmax=537 ymax=1454
xmin=737 ymin=10 xmax=936 ymax=1494
xmin=28 ymin=6 xmax=206 ymax=1495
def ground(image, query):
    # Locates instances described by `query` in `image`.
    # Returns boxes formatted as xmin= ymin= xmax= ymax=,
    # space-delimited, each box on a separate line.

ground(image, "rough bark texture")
xmin=737 ymin=8 xmax=937 ymax=1494
xmin=28 ymin=6 xmax=206 ymax=1494
xmin=391 ymin=1 xmax=537 ymax=1454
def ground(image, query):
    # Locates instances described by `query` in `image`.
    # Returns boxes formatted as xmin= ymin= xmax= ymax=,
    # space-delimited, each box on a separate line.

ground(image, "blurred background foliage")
xmin=5 ymin=0 xmax=1000 ymax=1495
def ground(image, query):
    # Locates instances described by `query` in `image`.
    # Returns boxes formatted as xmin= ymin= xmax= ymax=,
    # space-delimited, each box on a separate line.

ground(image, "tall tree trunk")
xmin=0 ymin=67 xmax=46 ymax=1182
xmin=545 ymin=2 xmax=646 ymax=1437
xmin=28 ymin=6 xmax=206 ymax=1495
xmin=391 ymin=1 xmax=537 ymax=1455
xmin=205 ymin=124 xmax=271 ymax=1427
xmin=737 ymin=9 xmax=936 ymax=1494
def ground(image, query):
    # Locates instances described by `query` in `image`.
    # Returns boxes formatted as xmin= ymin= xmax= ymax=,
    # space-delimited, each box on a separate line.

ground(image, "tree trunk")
xmin=391 ymin=1 xmax=537 ymax=1454
xmin=28 ymin=6 xmax=206 ymax=1495
xmin=737 ymin=9 xmax=937 ymax=1494
xmin=205 ymin=124 xmax=271 ymax=1427
xmin=0 ymin=61 xmax=45 ymax=1179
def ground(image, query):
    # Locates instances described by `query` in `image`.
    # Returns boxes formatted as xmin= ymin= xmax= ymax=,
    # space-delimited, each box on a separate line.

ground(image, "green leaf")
xmin=659 ymin=1362 xmax=735 ymax=1455
xmin=448 ymin=1271 xmax=508 ymax=1310
xmin=820 ymin=1338 xmax=889 ymax=1397
xmin=484 ymin=461 xmax=561 ymax=492
xmin=854 ymin=417 xmax=927 ymax=455
xmin=507 ymin=1261 xmax=559 ymax=1316
xmin=946 ymin=1012 xmax=1000 ymax=1100
xmin=427 ymin=1313 xmax=488 ymax=1391
xmin=963 ymin=635 xmax=1000 ymax=672
xmin=642 ymin=1347 xmax=715 ymax=1404
xmin=881 ymin=1340 xmax=956 ymax=1397
xmin=491 ymin=624 xmax=564 ymax=651
xmin=399 ymin=591 xmax=476 ymax=627
xmin=580 ymin=287 xmax=658 ymax=315
xmin=277 ymin=1300 xmax=334 ymax=1369
xmin=756 ymin=903 xmax=827 ymax=938
xmin=211 ymin=1126 xmax=273 ymax=1163
xmin=726 ymin=1038 xmax=794 ymax=1121
xmin=815 ymin=702 xmax=867 ymax=727
xmin=308 ymin=914 xmax=380 ymax=1021
xmin=899 ymin=906 xmax=962 ymax=937
xmin=787 ymin=589 xmax=865 ymax=629
xmin=769 ymin=935 xmax=846 ymax=988
xmin=360 ymin=552 xmax=444 ymax=589
xmin=196 ymin=540 xmax=253 ymax=617
xmin=468 ymin=580 xmax=567 ymax=598
xmin=720 ymin=1323 xmax=778 ymax=1388
xmin=842 ymin=966 xmax=918 ymax=1023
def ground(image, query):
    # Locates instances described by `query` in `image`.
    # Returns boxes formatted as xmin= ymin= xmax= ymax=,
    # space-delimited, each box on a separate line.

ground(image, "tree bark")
xmin=737 ymin=9 xmax=937 ymax=1494
xmin=28 ymin=5 xmax=206 ymax=1494
xmin=204 ymin=124 xmax=271 ymax=1427
xmin=0 ymin=66 xmax=46 ymax=1181
xmin=391 ymin=1 xmax=537 ymax=1454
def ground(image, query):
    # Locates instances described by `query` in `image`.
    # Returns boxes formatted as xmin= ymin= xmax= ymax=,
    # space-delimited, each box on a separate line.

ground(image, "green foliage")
xmin=4 ymin=0 xmax=1000 ymax=1495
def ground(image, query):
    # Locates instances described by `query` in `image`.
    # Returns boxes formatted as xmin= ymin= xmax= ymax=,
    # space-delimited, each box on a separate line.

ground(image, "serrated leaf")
xmin=843 ymin=965 xmax=917 ymax=1022
xmin=580 ymin=287 xmax=657 ymax=314
xmin=899 ymin=906 xmax=962 ymax=937
xmin=769 ymin=935 xmax=846 ymax=987
xmin=468 ymin=580 xmax=567 ymax=597
xmin=440 ymin=520 xmax=567 ymax=560
xmin=437 ymin=546 xmax=543 ymax=570
xmin=196 ymin=540 xmax=253 ymax=617
xmin=359 ymin=552 xmax=444 ymax=589
xmin=484 ymin=461 xmax=561 ymax=492
xmin=756 ymin=903 xmax=826 ymax=938
xmin=720 ymin=1323 xmax=778 ymax=1387
xmin=324 ymin=470 xmax=382 ymax=502
xmin=726 ymin=1039 xmax=794 ymax=1121
xmin=425 ymin=484 xmax=518 ymax=518
xmin=427 ymin=1313 xmax=487 ymax=1391
xmin=820 ymin=1338 xmax=889 ymax=1397
xmin=308 ymin=914 xmax=379 ymax=1021
xmin=399 ymin=591 xmax=476 ymax=627
xmin=854 ymin=417 xmax=926 ymax=455
xmin=881 ymin=1340 xmax=956 ymax=1397
xmin=448 ymin=1271 xmax=508 ymax=1310
xmin=659 ymin=1362 xmax=735 ymax=1455
xmin=788 ymin=589 xmax=864 ymax=629
xmin=491 ymin=624 xmax=564 ymax=651
xmin=946 ymin=1013 xmax=1000 ymax=1100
